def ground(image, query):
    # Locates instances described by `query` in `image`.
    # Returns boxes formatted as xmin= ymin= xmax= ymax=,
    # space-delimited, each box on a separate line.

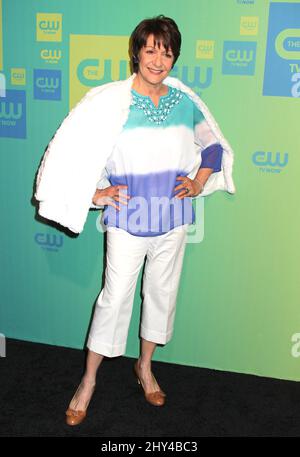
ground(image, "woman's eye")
xmin=146 ymin=50 xmax=154 ymax=54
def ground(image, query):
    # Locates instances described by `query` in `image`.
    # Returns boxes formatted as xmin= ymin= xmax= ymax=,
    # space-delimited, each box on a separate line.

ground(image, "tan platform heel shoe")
xmin=134 ymin=361 xmax=166 ymax=406
xmin=65 ymin=380 xmax=96 ymax=426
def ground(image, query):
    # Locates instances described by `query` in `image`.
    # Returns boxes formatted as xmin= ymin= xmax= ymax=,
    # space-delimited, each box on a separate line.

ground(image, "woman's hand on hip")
xmin=92 ymin=185 xmax=130 ymax=211
xmin=174 ymin=176 xmax=204 ymax=200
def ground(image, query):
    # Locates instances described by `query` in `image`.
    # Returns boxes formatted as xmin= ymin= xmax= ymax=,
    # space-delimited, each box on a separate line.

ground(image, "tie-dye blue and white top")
xmin=102 ymin=86 xmax=223 ymax=237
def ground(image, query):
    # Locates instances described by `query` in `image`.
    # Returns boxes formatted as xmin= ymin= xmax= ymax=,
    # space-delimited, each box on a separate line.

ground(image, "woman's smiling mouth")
xmin=148 ymin=68 xmax=164 ymax=74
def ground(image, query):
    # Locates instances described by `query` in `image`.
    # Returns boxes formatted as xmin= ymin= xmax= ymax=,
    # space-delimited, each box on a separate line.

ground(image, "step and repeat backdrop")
xmin=1 ymin=0 xmax=299 ymax=380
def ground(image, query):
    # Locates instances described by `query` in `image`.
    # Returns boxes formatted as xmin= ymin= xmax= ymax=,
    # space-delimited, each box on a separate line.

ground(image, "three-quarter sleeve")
xmin=200 ymin=143 xmax=223 ymax=172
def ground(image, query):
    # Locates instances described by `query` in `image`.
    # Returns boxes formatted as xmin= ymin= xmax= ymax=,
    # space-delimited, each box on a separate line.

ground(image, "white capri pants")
xmin=87 ymin=224 xmax=188 ymax=358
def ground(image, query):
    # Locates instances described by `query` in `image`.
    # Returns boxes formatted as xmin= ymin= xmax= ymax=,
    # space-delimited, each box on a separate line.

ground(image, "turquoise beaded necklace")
xmin=131 ymin=87 xmax=183 ymax=125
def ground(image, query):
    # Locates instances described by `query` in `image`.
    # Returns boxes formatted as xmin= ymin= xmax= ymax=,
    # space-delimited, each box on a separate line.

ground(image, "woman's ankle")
xmin=137 ymin=357 xmax=151 ymax=370
xmin=82 ymin=374 xmax=96 ymax=385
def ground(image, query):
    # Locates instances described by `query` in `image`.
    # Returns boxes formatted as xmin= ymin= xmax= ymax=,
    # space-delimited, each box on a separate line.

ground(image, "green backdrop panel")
xmin=1 ymin=0 xmax=299 ymax=381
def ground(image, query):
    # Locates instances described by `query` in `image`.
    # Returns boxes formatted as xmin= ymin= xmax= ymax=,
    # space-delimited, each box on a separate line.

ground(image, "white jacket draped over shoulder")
xmin=34 ymin=73 xmax=236 ymax=234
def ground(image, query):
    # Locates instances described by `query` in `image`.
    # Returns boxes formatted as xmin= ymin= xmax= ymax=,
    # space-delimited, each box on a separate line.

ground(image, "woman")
xmin=34 ymin=16 xmax=235 ymax=426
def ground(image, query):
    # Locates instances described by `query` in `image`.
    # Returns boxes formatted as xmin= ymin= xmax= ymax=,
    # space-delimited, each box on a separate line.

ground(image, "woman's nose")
xmin=153 ymin=53 xmax=163 ymax=67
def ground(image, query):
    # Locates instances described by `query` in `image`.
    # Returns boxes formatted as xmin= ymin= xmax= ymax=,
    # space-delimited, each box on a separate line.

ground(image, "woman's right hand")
xmin=92 ymin=185 xmax=130 ymax=211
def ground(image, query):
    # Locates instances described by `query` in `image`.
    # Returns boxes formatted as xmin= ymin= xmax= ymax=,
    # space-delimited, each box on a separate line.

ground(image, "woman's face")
xmin=137 ymin=34 xmax=174 ymax=86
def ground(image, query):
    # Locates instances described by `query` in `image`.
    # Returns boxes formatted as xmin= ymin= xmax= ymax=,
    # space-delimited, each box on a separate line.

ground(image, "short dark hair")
xmin=129 ymin=15 xmax=181 ymax=73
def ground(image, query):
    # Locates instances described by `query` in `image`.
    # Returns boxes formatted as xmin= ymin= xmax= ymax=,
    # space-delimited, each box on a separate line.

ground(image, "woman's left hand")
xmin=174 ymin=176 xmax=204 ymax=200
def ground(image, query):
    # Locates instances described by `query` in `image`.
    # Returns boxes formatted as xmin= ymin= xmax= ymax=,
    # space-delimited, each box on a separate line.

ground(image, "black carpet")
xmin=0 ymin=338 xmax=299 ymax=437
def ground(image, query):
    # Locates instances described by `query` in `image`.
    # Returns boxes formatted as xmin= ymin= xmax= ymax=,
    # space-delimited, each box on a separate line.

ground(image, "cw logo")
xmin=0 ymin=90 xmax=26 ymax=138
xmin=198 ymin=43 xmax=213 ymax=53
xmin=0 ymin=100 xmax=22 ymax=120
xmin=223 ymin=41 xmax=256 ymax=75
xmin=242 ymin=21 xmax=256 ymax=32
xmin=69 ymin=35 xmax=129 ymax=108
xmin=12 ymin=73 xmax=23 ymax=80
xmin=34 ymin=233 xmax=63 ymax=252
xmin=36 ymin=77 xmax=60 ymax=89
xmin=34 ymin=69 xmax=61 ymax=100
xmin=11 ymin=68 xmax=26 ymax=86
xmin=36 ymin=13 xmax=62 ymax=42
xmin=171 ymin=65 xmax=212 ymax=93
xmin=77 ymin=58 xmax=129 ymax=86
xmin=196 ymin=40 xmax=214 ymax=59
xmin=39 ymin=20 xmax=60 ymax=31
xmin=240 ymin=16 xmax=259 ymax=36
xmin=252 ymin=152 xmax=288 ymax=167
xmin=226 ymin=49 xmax=254 ymax=63
xmin=41 ymin=49 xmax=62 ymax=62
xmin=275 ymin=28 xmax=300 ymax=60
